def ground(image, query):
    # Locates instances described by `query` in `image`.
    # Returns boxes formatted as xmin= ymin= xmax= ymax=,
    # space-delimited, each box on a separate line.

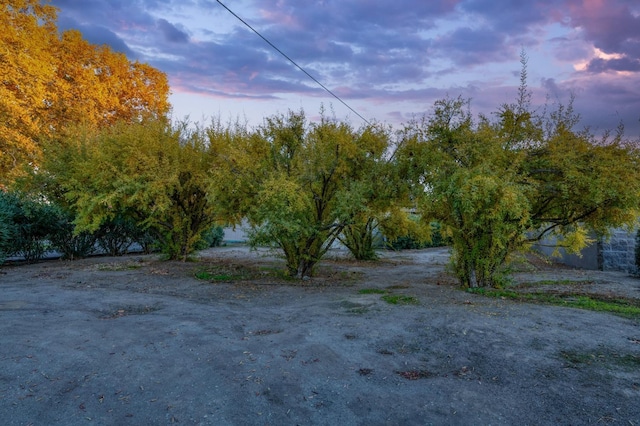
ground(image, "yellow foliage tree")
xmin=47 ymin=120 xmax=219 ymax=261
xmin=0 ymin=0 xmax=170 ymax=186
xmin=399 ymin=86 xmax=640 ymax=288
xmin=0 ymin=0 xmax=58 ymax=183
xmin=50 ymin=30 xmax=170 ymax=129
xmin=209 ymin=110 xmax=413 ymax=277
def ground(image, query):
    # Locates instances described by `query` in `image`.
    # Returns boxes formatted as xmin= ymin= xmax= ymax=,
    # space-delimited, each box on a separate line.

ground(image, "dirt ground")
xmin=1 ymin=245 xmax=639 ymax=425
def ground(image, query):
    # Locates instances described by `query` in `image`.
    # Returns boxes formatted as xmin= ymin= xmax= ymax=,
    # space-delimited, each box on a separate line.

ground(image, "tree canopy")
xmin=46 ymin=120 xmax=219 ymax=260
xmin=398 ymin=74 xmax=640 ymax=287
xmin=0 ymin=0 xmax=170 ymax=186
xmin=209 ymin=110 xmax=414 ymax=277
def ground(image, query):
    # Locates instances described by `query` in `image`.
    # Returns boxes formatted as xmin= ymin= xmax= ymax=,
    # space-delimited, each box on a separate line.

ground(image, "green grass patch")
xmin=515 ymin=279 xmax=594 ymax=288
xmin=468 ymin=288 xmax=640 ymax=319
xmin=560 ymin=350 xmax=640 ymax=369
xmin=194 ymin=265 xmax=250 ymax=282
xmin=358 ymin=288 xmax=388 ymax=295
xmin=195 ymin=270 xmax=238 ymax=281
xmin=359 ymin=288 xmax=419 ymax=306
xmin=381 ymin=294 xmax=419 ymax=305
xmin=194 ymin=270 xmax=214 ymax=280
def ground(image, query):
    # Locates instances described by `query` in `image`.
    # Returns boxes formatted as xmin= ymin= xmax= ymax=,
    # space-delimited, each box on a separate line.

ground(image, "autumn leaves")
xmin=1 ymin=0 xmax=170 ymax=184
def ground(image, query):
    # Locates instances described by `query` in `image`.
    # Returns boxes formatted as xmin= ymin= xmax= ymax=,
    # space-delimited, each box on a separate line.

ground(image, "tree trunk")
xmin=468 ymin=268 xmax=479 ymax=288
xmin=295 ymin=258 xmax=315 ymax=280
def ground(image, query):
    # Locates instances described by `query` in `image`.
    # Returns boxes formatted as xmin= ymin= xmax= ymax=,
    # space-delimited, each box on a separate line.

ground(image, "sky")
xmin=49 ymin=0 xmax=640 ymax=137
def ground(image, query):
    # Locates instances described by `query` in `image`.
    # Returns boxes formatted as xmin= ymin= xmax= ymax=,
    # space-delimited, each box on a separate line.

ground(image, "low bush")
xmin=194 ymin=226 xmax=225 ymax=250
xmin=387 ymin=222 xmax=450 ymax=250
xmin=48 ymin=210 xmax=97 ymax=260
xmin=95 ymin=215 xmax=138 ymax=256
xmin=0 ymin=191 xmax=60 ymax=263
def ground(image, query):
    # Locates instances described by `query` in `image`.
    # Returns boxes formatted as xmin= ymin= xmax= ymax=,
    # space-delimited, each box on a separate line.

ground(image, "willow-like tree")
xmin=400 ymin=66 xmax=640 ymax=287
xmin=46 ymin=120 xmax=220 ymax=260
xmin=210 ymin=110 xmax=399 ymax=278
xmin=337 ymin=123 xmax=425 ymax=260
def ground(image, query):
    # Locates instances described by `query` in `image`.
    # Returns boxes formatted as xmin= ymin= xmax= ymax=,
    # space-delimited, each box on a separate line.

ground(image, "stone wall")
xmin=600 ymin=228 xmax=637 ymax=273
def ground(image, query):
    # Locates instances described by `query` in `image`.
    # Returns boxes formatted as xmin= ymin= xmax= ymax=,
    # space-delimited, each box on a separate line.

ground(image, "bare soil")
xmin=1 ymin=246 xmax=639 ymax=425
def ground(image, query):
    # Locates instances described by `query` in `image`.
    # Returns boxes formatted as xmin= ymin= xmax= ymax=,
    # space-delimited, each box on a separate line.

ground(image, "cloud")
xmin=563 ymin=0 xmax=640 ymax=73
xmin=536 ymin=72 xmax=640 ymax=137
xmin=459 ymin=0 xmax=553 ymax=31
xmin=565 ymin=0 xmax=640 ymax=54
xmin=45 ymin=0 xmax=640 ymax=136
xmin=55 ymin=16 xmax=135 ymax=56
xmin=541 ymin=77 xmax=561 ymax=98
xmin=435 ymin=26 xmax=511 ymax=65
xmin=157 ymin=19 xmax=190 ymax=44
xmin=586 ymin=57 xmax=640 ymax=73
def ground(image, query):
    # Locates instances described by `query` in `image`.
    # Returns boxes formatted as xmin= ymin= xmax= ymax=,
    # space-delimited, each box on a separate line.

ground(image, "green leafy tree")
xmin=400 ymin=61 xmax=640 ymax=287
xmin=336 ymin=123 xmax=422 ymax=260
xmin=401 ymin=97 xmax=531 ymax=287
xmin=47 ymin=120 xmax=221 ymax=260
xmin=210 ymin=110 xmax=397 ymax=277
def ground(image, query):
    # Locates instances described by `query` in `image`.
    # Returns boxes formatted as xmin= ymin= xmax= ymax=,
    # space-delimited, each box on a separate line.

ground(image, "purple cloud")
xmin=55 ymin=16 xmax=134 ymax=56
xmin=42 ymin=0 xmax=640 ymax=137
xmin=436 ymin=27 xmax=511 ymax=65
xmin=563 ymin=0 xmax=640 ymax=73
xmin=586 ymin=57 xmax=640 ymax=73
xmin=157 ymin=19 xmax=190 ymax=44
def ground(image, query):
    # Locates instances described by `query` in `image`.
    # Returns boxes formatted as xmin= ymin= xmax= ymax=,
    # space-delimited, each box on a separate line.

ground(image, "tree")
xmin=1 ymin=0 xmax=58 ymax=183
xmin=251 ymin=110 xmax=354 ymax=278
xmin=47 ymin=120 xmax=220 ymax=260
xmin=1 ymin=0 xmax=170 ymax=186
xmin=400 ymin=70 xmax=640 ymax=287
xmin=210 ymin=110 xmax=396 ymax=278
xmin=336 ymin=123 xmax=423 ymax=260
xmin=50 ymin=30 xmax=170 ymax=129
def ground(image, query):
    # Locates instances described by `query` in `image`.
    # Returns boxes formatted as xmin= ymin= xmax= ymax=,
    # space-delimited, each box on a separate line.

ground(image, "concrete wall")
xmin=532 ymin=234 xmax=600 ymax=270
xmin=534 ymin=227 xmax=638 ymax=273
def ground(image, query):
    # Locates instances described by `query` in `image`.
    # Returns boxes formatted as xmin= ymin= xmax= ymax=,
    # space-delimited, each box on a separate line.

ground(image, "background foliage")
xmin=45 ymin=120 xmax=222 ymax=260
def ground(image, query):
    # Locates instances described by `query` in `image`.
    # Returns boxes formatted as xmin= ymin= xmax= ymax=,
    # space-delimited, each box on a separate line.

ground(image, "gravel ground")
xmin=1 ymin=246 xmax=639 ymax=425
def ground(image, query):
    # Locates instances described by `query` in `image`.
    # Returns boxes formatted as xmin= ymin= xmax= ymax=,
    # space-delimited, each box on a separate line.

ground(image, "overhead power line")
xmin=215 ymin=0 xmax=370 ymax=125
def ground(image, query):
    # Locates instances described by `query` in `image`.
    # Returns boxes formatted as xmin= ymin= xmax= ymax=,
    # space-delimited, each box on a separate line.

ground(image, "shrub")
xmin=47 ymin=209 xmax=97 ymax=260
xmin=133 ymin=228 xmax=161 ymax=255
xmin=0 ymin=192 xmax=20 ymax=263
xmin=194 ymin=226 xmax=225 ymax=250
xmin=0 ymin=191 xmax=60 ymax=263
xmin=387 ymin=222 xmax=450 ymax=250
xmin=95 ymin=214 xmax=138 ymax=256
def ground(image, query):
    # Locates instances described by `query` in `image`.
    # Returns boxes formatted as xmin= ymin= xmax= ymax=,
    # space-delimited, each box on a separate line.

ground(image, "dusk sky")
xmin=49 ymin=0 xmax=640 ymax=136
